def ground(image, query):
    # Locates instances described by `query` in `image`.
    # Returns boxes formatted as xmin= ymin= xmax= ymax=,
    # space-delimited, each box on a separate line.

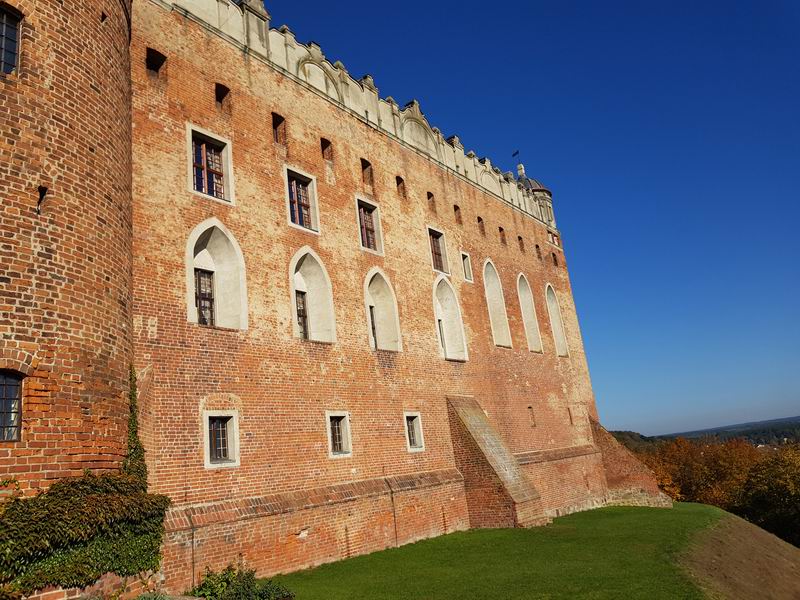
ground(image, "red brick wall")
xmin=130 ymin=0 xmax=614 ymax=582
xmin=0 ymin=0 xmax=133 ymax=492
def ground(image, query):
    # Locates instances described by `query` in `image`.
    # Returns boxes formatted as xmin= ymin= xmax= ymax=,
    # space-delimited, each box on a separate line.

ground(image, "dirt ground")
xmin=682 ymin=512 xmax=800 ymax=599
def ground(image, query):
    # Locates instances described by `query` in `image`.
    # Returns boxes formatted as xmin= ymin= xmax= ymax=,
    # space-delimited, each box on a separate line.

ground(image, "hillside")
xmin=684 ymin=511 xmax=800 ymax=599
xmin=612 ymin=415 xmax=800 ymax=449
xmin=274 ymin=504 xmax=800 ymax=599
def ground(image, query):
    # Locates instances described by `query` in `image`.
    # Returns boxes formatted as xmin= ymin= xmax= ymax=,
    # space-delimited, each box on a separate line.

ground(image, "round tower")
xmin=0 ymin=0 xmax=133 ymax=492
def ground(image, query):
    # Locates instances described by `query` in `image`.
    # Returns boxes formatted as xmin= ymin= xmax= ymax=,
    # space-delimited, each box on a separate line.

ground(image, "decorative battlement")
xmin=157 ymin=0 xmax=558 ymax=229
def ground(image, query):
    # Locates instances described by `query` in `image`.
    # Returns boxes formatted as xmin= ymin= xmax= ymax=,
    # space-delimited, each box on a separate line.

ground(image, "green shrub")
xmin=0 ymin=367 xmax=170 ymax=597
xmin=189 ymin=565 xmax=294 ymax=600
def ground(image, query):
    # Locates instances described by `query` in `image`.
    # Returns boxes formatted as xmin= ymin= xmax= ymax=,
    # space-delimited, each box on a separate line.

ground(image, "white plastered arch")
xmin=545 ymin=283 xmax=569 ymax=357
xmin=482 ymin=259 xmax=512 ymax=348
xmin=184 ymin=217 xmax=248 ymax=330
xmin=363 ymin=267 xmax=402 ymax=351
xmin=289 ymin=246 xmax=337 ymax=342
xmin=517 ymin=273 xmax=543 ymax=352
xmin=432 ymin=275 xmax=468 ymax=361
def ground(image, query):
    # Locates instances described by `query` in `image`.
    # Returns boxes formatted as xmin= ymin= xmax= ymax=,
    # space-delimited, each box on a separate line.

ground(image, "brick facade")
xmin=0 ymin=0 xmax=133 ymax=493
xmin=1 ymin=0 xmax=667 ymax=595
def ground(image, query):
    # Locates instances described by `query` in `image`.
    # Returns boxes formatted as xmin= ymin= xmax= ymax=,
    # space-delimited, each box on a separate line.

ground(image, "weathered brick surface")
xmin=1 ymin=0 xmax=667 ymax=594
xmin=0 ymin=0 xmax=133 ymax=491
xmin=126 ymin=0 xmax=647 ymax=588
xmin=591 ymin=419 xmax=672 ymax=508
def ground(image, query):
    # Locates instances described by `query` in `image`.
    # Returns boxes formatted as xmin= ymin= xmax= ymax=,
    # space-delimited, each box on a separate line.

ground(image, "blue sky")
xmin=266 ymin=1 xmax=800 ymax=435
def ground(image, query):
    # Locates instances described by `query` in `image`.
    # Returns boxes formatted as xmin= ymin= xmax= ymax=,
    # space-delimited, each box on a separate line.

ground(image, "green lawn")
xmin=273 ymin=503 xmax=723 ymax=600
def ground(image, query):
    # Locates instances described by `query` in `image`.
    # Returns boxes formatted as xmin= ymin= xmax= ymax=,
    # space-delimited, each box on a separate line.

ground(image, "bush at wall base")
xmin=189 ymin=565 xmax=294 ymax=600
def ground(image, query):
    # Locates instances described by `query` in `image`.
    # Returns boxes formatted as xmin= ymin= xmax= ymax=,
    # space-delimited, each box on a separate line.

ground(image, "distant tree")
xmin=636 ymin=437 xmax=761 ymax=510
xmin=738 ymin=445 xmax=800 ymax=547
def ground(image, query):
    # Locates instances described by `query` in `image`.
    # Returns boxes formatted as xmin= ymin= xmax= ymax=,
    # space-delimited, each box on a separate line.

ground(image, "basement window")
xmin=326 ymin=411 xmax=352 ymax=458
xmin=203 ymin=410 xmax=240 ymax=468
xmin=404 ymin=412 xmax=425 ymax=452
xmin=145 ymin=47 xmax=166 ymax=78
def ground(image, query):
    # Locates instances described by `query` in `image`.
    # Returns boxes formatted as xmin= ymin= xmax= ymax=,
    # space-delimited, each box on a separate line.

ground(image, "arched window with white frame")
xmin=364 ymin=268 xmax=401 ymax=351
xmin=482 ymin=260 xmax=512 ymax=348
xmin=517 ymin=274 xmax=543 ymax=352
xmin=290 ymin=247 xmax=336 ymax=343
xmin=546 ymin=284 xmax=569 ymax=356
xmin=185 ymin=218 xmax=248 ymax=330
xmin=433 ymin=276 xmax=468 ymax=361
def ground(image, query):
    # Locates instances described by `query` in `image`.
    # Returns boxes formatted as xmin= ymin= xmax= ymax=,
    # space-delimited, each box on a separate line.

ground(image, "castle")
xmin=0 ymin=0 xmax=667 ymax=594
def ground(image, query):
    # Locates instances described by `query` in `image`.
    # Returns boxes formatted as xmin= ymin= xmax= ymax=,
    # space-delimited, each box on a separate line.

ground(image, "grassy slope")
xmin=275 ymin=503 xmax=724 ymax=600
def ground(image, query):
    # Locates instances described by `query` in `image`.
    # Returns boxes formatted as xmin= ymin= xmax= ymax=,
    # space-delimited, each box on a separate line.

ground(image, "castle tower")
xmin=0 ymin=0 xmax=133 ymax=493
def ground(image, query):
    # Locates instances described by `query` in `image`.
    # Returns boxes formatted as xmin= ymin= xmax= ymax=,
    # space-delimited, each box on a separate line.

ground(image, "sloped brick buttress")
xmin=447 ymin=397 xmax=550 ymax=528
xmin=590 ymin=419 xmax=672 ymax=508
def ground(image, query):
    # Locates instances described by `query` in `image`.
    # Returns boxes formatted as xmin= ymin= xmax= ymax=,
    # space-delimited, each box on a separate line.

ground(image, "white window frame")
xmin=461 ymin=251 xmax=473 ymax=283
xmin=354 ymin=196 xmax=384 ymax=255
xmin=325 ymin=410 xmax=352 ymax=459
xmin=186 ymin=123 xmax=236 ymax=205
xmin=202 ymin=409 xmax=241 ymax=469
xmin=283 ymin=165 xmax=320 ymax=235
xmin=427 ymin=225 xmax=450 ymax=274
xmin=403 ymin=411 xmax=425 ymax=453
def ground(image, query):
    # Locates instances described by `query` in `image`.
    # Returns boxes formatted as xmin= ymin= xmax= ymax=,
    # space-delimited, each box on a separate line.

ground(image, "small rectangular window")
xmin=357 ymin=200 xmax=379 ymax=251
xmin=427 ymin=192 xmax=436 ymax=212
xmin=194 ymin=268 xmax=215 ymax=327
xmin=477 ymin=216 xmax=485 ymax=236
xmin=327 ymin=412 xmax=352 ymax=457
xmin=0 ymin=371 xmax=23 ymax=442
xmin=453 ymin=205 xmax=462 ymax=225
xmin=296 ymin=291 xmax=309 ymax=340
xmin=145 ymin=47 xmax=166 ymax=77
xmin=0 ymin=8 xmax=20 ymax=76
xmin=272 ymin=112 xmax=286 ymax=146
xmin=204 ymin=410 xmax=239 ymax=468
xmin=192 ymin=134 xmax=226 ymax=200
xmin=208 ymin=416 xmax=231 ymax=463
xmin=518 ymin=235 xmax=525 ymax=252
xmin=461 ymin=252 xmax=473 ymax=282
xmin=396 ymin=176 xmax=406 ymax=198
xmin=321 ymin=138 xmax=333 ymax=161
xmin=361 ymin=159 xmax=374 ymax=188
xmin=404 ymin=413 xmax=424 ymax=452
xmin=428 ymin=228 xmax=447 ymax=273
xmin=287 ymin=171 xmax=314 ymax=230
xmin=499 ymin=227 xmax=507 ymax=245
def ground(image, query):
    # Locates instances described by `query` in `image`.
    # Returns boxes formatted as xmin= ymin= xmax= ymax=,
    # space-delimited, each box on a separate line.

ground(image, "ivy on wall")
xmin=0 ymin=366 xmax=170 ymax=599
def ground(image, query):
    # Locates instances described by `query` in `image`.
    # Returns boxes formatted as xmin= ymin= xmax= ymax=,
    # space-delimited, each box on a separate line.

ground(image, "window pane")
xmin=0 ymin=371 xmax=22 ymax=442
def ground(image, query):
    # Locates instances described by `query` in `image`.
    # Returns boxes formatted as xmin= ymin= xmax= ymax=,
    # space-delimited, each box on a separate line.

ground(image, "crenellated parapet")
xmin=160 ymin=0 xmax=557 ymax=229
